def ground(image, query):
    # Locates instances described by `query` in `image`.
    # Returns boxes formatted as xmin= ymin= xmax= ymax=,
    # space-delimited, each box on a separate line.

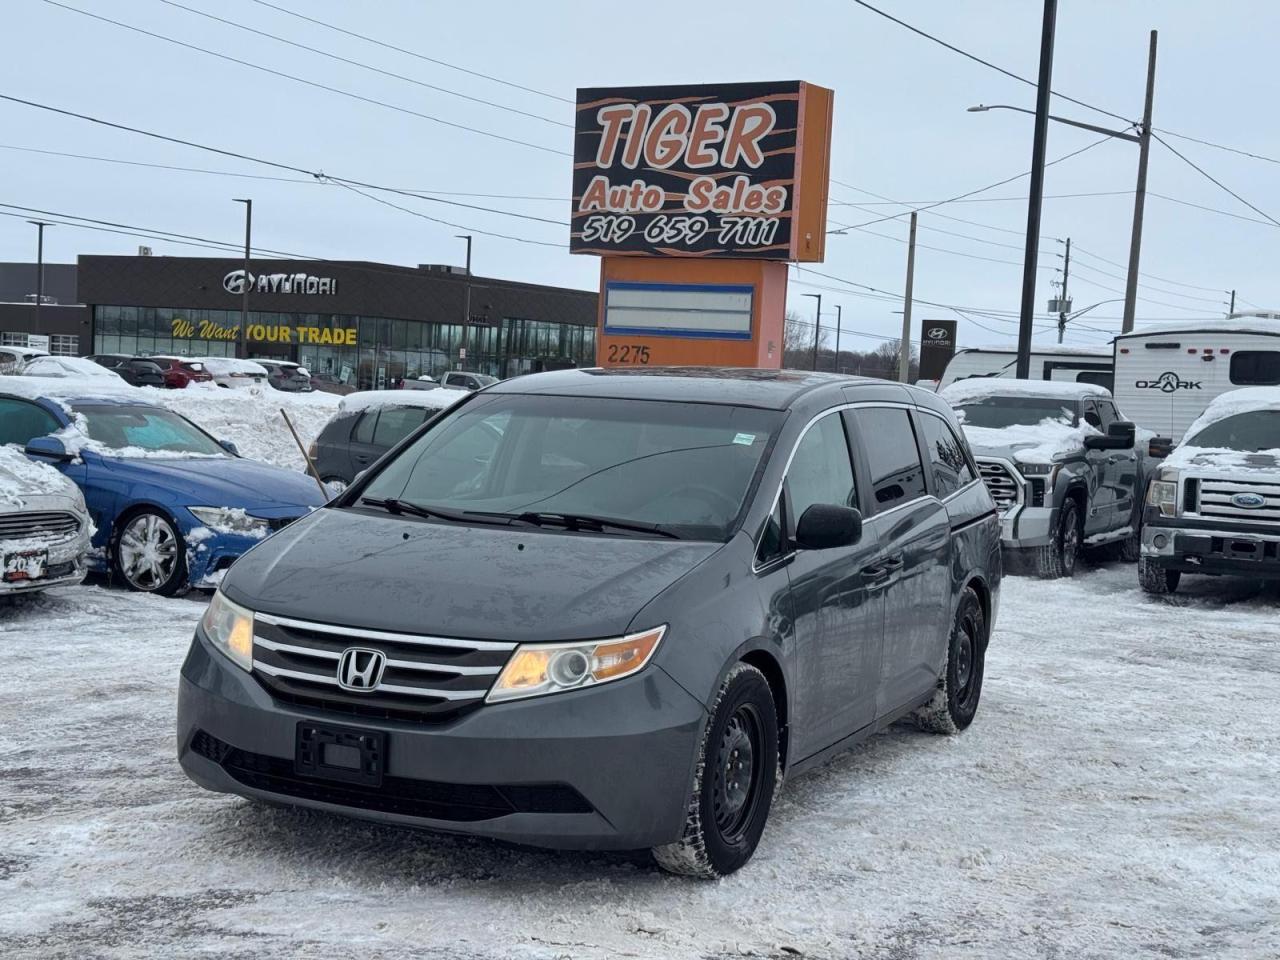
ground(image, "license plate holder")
xmin=3 ymin=549 xmax=48 ymax=583
xmin=295 ymin=722 xmax=386 ymax=787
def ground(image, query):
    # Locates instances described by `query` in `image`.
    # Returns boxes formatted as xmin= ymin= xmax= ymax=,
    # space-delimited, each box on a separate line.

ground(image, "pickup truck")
xmin=941 ymin=379 xmax=1151 ymax=578
xmin=1140 ymin=387 xmax=1280 ymax=595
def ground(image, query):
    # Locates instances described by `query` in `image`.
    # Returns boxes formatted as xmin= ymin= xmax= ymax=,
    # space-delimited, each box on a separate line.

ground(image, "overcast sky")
xmin=5 ymin=0 xmax=1280 ymax=353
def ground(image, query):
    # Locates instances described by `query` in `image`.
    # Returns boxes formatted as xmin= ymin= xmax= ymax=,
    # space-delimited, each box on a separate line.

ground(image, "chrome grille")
xmin=250 ymin=613 xmax=514 ymax=720
xmin=1196 ymin=479 xmax=1280 ymax=524
xmin=977 ymin=460 xmax=1021 ymax=509
xmin=0 ymin=510 xmax=81 ymax=541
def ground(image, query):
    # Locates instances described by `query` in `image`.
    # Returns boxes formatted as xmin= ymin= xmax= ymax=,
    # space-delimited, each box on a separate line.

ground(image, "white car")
xmin=0 ymin=346 xmax=49 ymax=375
xmin=197 ymin=357 xmax=269 ymax=389
xmin=0 ymin=446 xmax=92 ymax=596
xmin=18 ymin=356 xmax=124 ymax=381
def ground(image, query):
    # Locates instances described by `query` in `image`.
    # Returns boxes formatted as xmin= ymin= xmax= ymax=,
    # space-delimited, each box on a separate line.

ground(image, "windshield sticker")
xmin=733 ymin=433 xmax=756 ymax=446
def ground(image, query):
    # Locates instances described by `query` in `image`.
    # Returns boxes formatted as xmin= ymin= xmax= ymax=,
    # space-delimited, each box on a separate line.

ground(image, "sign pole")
xmin=899 ymin=212 xmax=917 ymax=383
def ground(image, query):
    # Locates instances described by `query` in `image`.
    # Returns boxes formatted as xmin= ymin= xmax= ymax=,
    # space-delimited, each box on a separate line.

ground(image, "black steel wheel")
xmin=913 ymin=586 xmax=987 ymax=734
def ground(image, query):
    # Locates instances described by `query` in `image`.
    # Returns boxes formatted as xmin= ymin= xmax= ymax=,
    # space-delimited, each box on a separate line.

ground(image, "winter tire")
xmin=1033 ymin=498 xmax=1082 ymax=579
xmin=1138 ymin=555 xmax=1180 ymax=595
xmin=912 ymin=586 xmax=987 ymax=734
xmin=1119 ymin=510 xmax=1143 ymax=563
xmin=113 ymin=509 xmax=188 ymax=596
xmin=653 ymin=662 xmax=778 ymax=879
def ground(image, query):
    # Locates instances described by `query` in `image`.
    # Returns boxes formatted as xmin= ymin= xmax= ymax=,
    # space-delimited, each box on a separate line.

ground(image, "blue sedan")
xmin=1 ymin=390 xmax=327 ymax=594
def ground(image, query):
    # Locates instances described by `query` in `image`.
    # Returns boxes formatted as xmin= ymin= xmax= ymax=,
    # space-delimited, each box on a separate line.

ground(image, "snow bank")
xmin=338 ymin=388 xmax=468 ymax=415
xmin=961 ymin=419 xmax=1099 ymax=463
xmin=940 ymin=378 xmax=1111 ymax=404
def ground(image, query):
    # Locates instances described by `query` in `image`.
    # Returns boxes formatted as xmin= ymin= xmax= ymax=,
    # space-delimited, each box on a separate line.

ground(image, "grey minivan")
xmin=178 ymin=368 xmax=1001 ymax=877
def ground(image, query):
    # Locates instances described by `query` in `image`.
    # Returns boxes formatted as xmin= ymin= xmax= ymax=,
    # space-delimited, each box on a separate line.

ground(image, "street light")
xmin=456 ymin=234 xmax=472 ymax=370
xmin=26 ymin=220 xmax=53 ymax=338
xmin=801 ymin=293 xmax=821 ymax=371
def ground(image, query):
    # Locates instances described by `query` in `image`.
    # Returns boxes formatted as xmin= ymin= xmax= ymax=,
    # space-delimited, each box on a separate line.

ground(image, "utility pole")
xmin=1015 ymin=0 xmax=1057 ymax=378
xmin=899 ymin=211 xmax=917 ymax=383
xmin=26 ymin=220 xmax=53 ymax=338
xmin=1121 ymin=30 xmax=1158 ymax=334
xmin=1228 ymin=289 xmax=1236 ymax=317
xmin=233 ymin=198 xmax=252 ymax=360
xmin=457 ymin=234 xmax=472 ymax=370
xmin=802 ymin=293 xmax=822 ymax=371
xmin=1057 ymin=237 xmax=1071 ymax=344
xmin=833 ymin=304 xmax=843 ymax=374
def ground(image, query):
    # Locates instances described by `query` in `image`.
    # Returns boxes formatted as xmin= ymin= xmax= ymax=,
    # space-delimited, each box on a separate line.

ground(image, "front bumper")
xmin=177 ymin=632 xmax=706 ymax=850
xmin=0 ymin=526 xmax=91 ymax=595
xmin=998 ymin=503 xmax=1059 ymax=550
xmin=1142 ymin=521 xmax=1280 ymax=579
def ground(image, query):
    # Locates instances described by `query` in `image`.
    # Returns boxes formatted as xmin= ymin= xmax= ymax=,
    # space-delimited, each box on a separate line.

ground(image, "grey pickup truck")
xmin=941 ymin=379 xmax=1153 ymax=578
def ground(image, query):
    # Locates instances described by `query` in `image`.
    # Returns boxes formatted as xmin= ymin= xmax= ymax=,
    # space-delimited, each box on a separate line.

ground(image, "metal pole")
xmin=1122 ymin=30 xmax=1157 ymax=335
xmin=457 ymin=234 xmax=472 ymax=371
xmin=899 ymin=211 xmax=917 ymax=383
xmin=1058 ymin=237 xmax=1071 ymax=344
xmin=834 ymin=304 xmax=843 ymax=374
xmin=1228 ymin=289 xmax=1236 ymax=317
xmin=26 ymin=221 xmax=52 ymax=337
xmin=234 ymin=198 xmax=252 ymax=359
xmin=1017 ymin=0 xmax=1058 ymax=378
xmin=810 ymin=293 xmax=822 ymax=371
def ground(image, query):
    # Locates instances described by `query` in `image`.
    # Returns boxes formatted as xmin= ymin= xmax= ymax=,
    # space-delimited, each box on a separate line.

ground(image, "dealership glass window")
xmin=1230 ymin=350 xmax=1280 ymax=386
xmin=49 ymin=334 xmax=79 ymax=356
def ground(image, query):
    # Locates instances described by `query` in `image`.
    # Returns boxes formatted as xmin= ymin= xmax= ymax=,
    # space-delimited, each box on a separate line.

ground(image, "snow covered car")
xmin=942 ymin=379 xmax=1150 ymax=578
xmin=2 ymin=388 xmax=326 ymax=594
xmin=198 ymin=357 xmax=268 ymax=390
xmin=1140 ymin=387 xmax=1280 ymax=594
xmin=0 ymin=345 xmax=48 ymax=375
xmin=308 ymin=388 xmax=469 ymax=489
xmin=19 ymin=355 xmax=126 ymax=382
xmin=178 ymin=369 xmax=1001 ymax=878
xmin=255 ymin=359 xmax=314 ymax=392
xmin=0 ymin=446 xmax=92 ymax=596
xmin=439 ymin=371 xmax=498 ymax=392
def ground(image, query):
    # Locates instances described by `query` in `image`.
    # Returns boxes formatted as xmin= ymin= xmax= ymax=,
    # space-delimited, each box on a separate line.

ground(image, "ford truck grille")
xmin=0 ymin=511 xmax=81 ymax=540
xmin=250 ymin=613 xmax=514 ymax=721
xmin=977 ymin=460 xmax=1020 ymax=509
xmin=1195 ymin=479 xmax=1280 ymax=524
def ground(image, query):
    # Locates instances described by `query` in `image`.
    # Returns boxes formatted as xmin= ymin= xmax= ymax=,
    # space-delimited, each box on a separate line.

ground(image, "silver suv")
xmin=0 ymin=447 xmax=92 ymax=596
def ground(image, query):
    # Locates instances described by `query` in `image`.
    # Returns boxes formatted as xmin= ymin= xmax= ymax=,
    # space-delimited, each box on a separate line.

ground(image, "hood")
xmin=98 ymin=454 xmax=327 ymax=514
xmin=0 ymin=448 xmax=79 ymax=507
xmin=222 ymin=507 xmax=722 ymax=642
xmin=1166 ymin=448 xmax=1280 ymax=479
xmin=962 ymin=421 xmax=1091 ymax=464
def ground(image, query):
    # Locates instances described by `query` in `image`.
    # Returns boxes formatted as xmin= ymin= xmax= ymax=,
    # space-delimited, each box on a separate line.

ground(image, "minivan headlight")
xmin=201 ymin=590 xmax=254 ymax=671
xmin=486 ymin=626 xmax=666 ymax=703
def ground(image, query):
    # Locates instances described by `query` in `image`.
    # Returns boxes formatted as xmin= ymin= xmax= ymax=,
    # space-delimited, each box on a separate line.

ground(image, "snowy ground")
xmin=1 ymin=563 xmax=1277 ymax=959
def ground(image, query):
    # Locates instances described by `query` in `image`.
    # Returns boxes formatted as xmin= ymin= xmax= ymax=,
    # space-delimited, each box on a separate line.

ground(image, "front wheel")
xmin=653 ymin=663 xmax=778 ymax=879
xmin=912 ymin=586 xmax=987 ymax=734
xmin=113 ymin=509 xmax=188 ymax=595
xmin=1138 ymin=556 xmax=1180 ymax=595
xmin=1033 ymin=499 xmax=1082 ymax=579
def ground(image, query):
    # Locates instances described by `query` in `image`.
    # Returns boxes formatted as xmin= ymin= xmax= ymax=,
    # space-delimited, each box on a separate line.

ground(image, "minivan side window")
xmin=352 ymin=411 xmax=378 ymax=444
xmin=847 ymin=407 xmax=929 ymax=511
xmin=756 ymin=498 xmax=787 ymax=566
xmin=786 ymin=412 xmax=857 ymax=526
xmin=0 ymin=398 xmax=59 ymax=445
xmin=1230 ymin=351 xmax=1280 ymax=386
xmin=918 ymin=412 xmax=975 ymax=497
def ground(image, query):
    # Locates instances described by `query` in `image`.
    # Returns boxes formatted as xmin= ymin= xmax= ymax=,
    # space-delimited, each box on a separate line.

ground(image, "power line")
xmin=1148 ymin=190 xmax=1280 ymax=229
xmin=244 ymin=0 xmax=573 ymax=104
xmin=1152 ymin=133 xmax=1280 ymax=228
xmin=37 ymin=0 xmax=569 ymax=158
xmin=1068 ymin=260 xmax=1223 ymax=304
xmin=1069 ymin=273 xmax=1207 ymax=314
xmin=1067 ymin=243 xmax=1227 ymax=294
xmin=1154 ymin=127 xmax=1280 ymax=167
xmin=830 ymin=190 xmax=1134 ymax=206
xmin=153 ymin=0 xmax=570 ymax=129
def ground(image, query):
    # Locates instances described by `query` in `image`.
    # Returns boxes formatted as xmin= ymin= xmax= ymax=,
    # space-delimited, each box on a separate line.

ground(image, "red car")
xmin=149 ymin=356 xmax=215 ymax=389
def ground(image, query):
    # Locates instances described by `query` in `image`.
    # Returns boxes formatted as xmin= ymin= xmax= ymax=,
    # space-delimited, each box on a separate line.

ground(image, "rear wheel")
xmin=912 ymin=586 xmax=986 ymax=734
xmin=1033 ymin=498 xmax=1082 ymax=579
xmin=653 ymin=663 xmax=778 ymax=879
xmin=113 ymin=509 xmax=188 ymax=595
xmin=1139 ymin=556 xmax=1180 ymax=595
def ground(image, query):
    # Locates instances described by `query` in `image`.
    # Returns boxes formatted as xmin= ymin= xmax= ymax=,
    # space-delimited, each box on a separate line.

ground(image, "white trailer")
xmin=1112 ymin=317 xmax=1280 ymax=440
xmin=937 ymin=344 xmax=1113 ymax=391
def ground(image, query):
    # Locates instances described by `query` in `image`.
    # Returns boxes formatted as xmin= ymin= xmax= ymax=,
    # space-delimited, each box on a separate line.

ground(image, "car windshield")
xmin=359 ymin=394 xmax=783 ymax=540
xmin=954 ymin=396 xmax=1077 ymax=429
xmin=1186 ymin=410 xmax=1280 ymax=451
xmin=72 ymin=404 xmax=227 ymax=457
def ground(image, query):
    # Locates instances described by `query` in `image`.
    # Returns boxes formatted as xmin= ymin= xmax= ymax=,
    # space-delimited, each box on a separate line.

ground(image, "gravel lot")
xmin=1 ymin=562 xmax=1277 ymax=959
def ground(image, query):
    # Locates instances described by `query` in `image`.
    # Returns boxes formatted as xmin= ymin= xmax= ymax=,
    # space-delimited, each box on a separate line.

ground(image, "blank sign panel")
xmin=604 ymin=282 xmax=754 ymax=340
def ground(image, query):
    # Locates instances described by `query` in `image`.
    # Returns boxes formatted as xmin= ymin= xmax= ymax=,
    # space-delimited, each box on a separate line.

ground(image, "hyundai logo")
xmin=337 ymin=647 xmax=386 ymax=691
xmin=927 ymin=327 xmax=949 ymax=340
xmin=222 ymin=269 xmax=255 ymax=295
xmin=1231 ymin=492 xmax=1267 ymax=509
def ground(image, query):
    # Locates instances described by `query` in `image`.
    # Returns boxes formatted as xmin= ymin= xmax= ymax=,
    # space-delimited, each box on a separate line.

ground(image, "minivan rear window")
xmin=359 ymin=394 xmax=784 ymax=541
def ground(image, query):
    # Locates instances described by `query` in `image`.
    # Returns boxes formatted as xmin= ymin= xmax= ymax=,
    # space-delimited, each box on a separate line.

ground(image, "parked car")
xmin=308 ymin=371 xmax=357 ymax=396
xmin=938 ymin=344 xmax=1114 ymax=392
xmin=178 ymin=368 xmax=1001 ymax=878
xmin=3 ymin=388 xmax=327 ymax=595
xmin=439 ymin=370 xmax=498 ymax=391
xmin=0 ymin=346 xmax=49 ymax=375
xmin=0 ymin=446 xmax=92 ymax=597
xmin=399 ymin=375 xmax=439 ymax=391
xmin=149 ymin=356 xmax=216 ymax=389
xmin=1140 ymin=387 xmax=1280 ymax=594
xmin=942 ymin=378 xmax=1150 ymax=578
xmin=255 ymin=359 xmax=314 ymax=392
xmin=86 ymin=355 xmax=167 ymax=389
xmin=19 ymin=355 xmax=125 ymax=382
xmin=308 ymin=389 xmax=468 ymax=489
xmin=199 ymin=357 xmax=268 ymax=389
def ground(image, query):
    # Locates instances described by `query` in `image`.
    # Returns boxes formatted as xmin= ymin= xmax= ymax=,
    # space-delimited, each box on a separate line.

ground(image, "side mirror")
xmin=1148 ymin=436 xmax=1174 ymax=459
xmin=24 ymin=435 xmax=72 ymax=462
xmin=1109 ymin=420 xmax=1137 ymax=448
xmin=218 ymin=439 xmax=240 ymax=456
xmin=795 ymin=504 xmax=863 ymax=550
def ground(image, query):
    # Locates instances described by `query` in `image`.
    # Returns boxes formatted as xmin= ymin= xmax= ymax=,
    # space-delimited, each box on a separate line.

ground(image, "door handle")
xmin=355 ymin=454 xmax=371 ymax=463
xmin=861 ymin=563 xmax=891 ymax=585
xmin=881 ymin=554 xmax=904 ymax=572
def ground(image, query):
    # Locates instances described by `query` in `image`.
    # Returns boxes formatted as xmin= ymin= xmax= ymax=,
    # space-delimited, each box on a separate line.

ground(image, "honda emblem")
xmin=337 ymin=647 xmax=387 ymax=691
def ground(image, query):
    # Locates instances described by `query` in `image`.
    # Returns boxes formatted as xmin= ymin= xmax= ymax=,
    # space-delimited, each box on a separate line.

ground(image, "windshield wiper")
xmin=468 ymin=510 xmax=682 ymax=539
xmin=360 ymin=497 xmax=511 ymax=526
